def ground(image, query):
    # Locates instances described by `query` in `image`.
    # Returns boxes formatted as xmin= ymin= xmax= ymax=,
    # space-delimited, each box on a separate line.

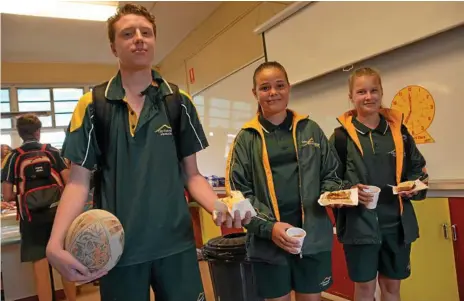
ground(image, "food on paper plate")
xmin=319 ymin=188 xmax=358 ymax=206
xmin=397 ymin=181 xmax=416 ymax=192
xmin=326 ymin=190 xmax=352 ymax=200
xmin=220 ymin=190 xmax=246 ymax=210
xmin=215 ymin=190 xmax=257 ymax=220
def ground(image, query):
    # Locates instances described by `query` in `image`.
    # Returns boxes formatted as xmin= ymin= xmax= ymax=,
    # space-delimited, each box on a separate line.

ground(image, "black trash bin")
xmin=203 ymin=233 xmax=263 ymax=301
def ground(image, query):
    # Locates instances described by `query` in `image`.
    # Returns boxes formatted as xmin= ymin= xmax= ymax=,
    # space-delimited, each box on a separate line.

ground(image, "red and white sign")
xmin=189 ymin=68 xmax=195 ymax=84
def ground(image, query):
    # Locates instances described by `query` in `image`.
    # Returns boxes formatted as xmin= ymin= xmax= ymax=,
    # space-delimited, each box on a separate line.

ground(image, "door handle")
xmin=443 ymin=223 xmax=450 ymax=240
xmin=451 ymin=224 xmax=457 ymax=241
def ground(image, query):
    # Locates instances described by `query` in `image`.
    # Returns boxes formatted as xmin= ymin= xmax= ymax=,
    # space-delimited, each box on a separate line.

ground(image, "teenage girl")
xmin=330 ymin=67 xmax=428 ymax=301
xmin=226 ymin=61 xmax=343 ymax=301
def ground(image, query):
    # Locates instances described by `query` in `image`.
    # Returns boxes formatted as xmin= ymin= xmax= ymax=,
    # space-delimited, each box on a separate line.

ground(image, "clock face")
xmin=391 ymin=85 xmax=435 ymax=136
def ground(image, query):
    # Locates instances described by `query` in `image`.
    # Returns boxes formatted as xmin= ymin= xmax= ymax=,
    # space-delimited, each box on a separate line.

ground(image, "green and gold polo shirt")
xmin=352 ymin=116 xmax=400 ymax=230
xmin=259 ymin=110 xmax=302 ymax=228
xmin=63 ymin=70 xmax=208 ymax=266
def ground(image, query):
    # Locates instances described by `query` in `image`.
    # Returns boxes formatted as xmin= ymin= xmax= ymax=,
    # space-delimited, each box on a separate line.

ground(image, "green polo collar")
xmin=105 ymin=69 xmax=173 ymax=101
xmin=259 ymin=110 xmax=293 ymax=133
xmin=352 ymin=115 xmax=389 ymax=135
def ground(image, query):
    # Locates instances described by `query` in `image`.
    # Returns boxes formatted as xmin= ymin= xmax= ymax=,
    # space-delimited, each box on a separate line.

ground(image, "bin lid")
xmin=202 ymin=233 xmax=247 ymax=261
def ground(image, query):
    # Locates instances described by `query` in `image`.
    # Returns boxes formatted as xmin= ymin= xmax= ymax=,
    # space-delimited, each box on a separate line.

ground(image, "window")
xmin=41 ymin=131 xmax=66 ymax=149
xmin=209 ymin=98 xmax=230 ymax=129
xmin=1 ymin=134 xmax=12 ymax=146
xmin=17 ymin=87 xmax=83 ymax=128
xmin=17 ymin=88 xmax=53 ymax=127
xmin=231 ymin=101 xmax=253 ymax=130
xmin=192 ymin=95 xmax=204 ymax=124
xmin=1 ymin=89 xmax=12 ymax=129
xmin=52 ymin=88 xmax=82 ymax=127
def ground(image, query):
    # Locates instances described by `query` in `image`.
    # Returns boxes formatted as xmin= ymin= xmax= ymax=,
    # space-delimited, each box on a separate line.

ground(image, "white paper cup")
xmin=286 ymin=227 xmax=306 ymax=254
xmin=364 ymin=186 xmax=381 ymax=209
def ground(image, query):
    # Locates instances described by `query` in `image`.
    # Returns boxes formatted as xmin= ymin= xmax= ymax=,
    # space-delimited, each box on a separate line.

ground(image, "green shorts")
xmin=19 ymin=220 xmax=53 ymax=263
xmin=343 ymin=229 xmax=411 ymax=283
xmin=252 ymin=252 xmax=332 ymax=299
xmin=99 ymin=247 xmax=204 ymax=301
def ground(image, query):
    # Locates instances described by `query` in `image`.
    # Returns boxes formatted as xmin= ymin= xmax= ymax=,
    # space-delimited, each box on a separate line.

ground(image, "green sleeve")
xmin=49 ymin=147 xmax=68 ymax=173
xmin=226 ymin=131 xmax=275 ymax=240
xmin=319 ymin=128 xmax=344 ymax=192
xmin=328 ymin=132 xmax=356 ymax=189
xmin=62 ymin=93 xmax=99 ymax=170
xmin=403 ymin=128 xmax=428 ymax=201
xmin=178 ymin=91 xmax=209 ymax=159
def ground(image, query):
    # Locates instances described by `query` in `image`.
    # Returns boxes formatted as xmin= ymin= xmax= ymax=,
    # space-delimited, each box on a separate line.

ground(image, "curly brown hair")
xmin=107 ymin=3 xmax=157 ymax=43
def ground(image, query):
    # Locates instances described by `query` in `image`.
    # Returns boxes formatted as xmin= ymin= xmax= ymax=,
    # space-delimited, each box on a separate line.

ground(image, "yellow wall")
xmin=158 ymin=1 xmax=290 ymax=95
xmin=1 ymin=62 xmax=118 ymax=85
xmin=1 ymin=62 xmax=161 ymax=86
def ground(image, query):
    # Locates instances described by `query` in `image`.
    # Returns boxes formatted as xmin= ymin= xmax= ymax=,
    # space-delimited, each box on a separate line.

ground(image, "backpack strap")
xmin=90 ymin=80 xmax=184 ymax=207
xmin=91 ymin=82 xmax=111 ymax=209
xmin=163 ymin=82 xmax=183 ymax=162
xmin=92 ymin=82 xmax=112 ymax=166
xmin=39 ymin=143 xmax=57 ymax=165
xmin=334 ymin=126 xmax=348 ymax=177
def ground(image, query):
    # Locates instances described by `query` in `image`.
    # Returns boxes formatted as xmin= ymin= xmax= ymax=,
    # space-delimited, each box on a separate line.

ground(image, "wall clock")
xmin=391 ymin=85 xmax=435 ymax=144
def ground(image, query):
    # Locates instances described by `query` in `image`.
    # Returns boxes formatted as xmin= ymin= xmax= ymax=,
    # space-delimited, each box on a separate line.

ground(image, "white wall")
xmin=261 ymin=2 xmax=464 ymax=85
xmin=192 ymin=58 xmax=265 ymax=177
xmin=289 ymin=26 xmax=464 ymax=180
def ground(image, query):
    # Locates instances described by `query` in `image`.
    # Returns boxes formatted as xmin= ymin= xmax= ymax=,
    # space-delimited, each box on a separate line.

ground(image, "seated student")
xmin=1 ymin=114 xmax=77 ymax=301
xmin=330 ymin=67 xmax=428 ymax=301
xmin=226 ymin=61 xmax=343 ymax=301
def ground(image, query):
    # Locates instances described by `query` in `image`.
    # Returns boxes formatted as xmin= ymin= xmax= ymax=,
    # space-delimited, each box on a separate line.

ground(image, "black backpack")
xmin=91 ymin=81 xmax=183 ymax=208
xmin=14 ymin=144 xmax=64 ymax=222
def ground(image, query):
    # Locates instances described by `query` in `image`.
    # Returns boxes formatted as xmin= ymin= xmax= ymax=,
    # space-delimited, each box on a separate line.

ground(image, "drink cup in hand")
xmin=285 ymin=227 xmax=306 ymax=254
xmin=363 ymin=186 xmax=381 ymax=209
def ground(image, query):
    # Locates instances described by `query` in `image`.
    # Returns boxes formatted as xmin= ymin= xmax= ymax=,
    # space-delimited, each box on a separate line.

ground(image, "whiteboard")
xmin=289 ymin=26 xmax=464 ymax=181
xmin=192 ymin=57 xmax=265 ymax=177
xmin=263 ymin=2 xmax=464 ymax=86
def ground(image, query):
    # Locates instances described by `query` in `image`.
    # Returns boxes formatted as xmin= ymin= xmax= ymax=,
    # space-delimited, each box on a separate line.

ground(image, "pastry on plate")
xmin=397 ymin=181 xmax=416 ymax=192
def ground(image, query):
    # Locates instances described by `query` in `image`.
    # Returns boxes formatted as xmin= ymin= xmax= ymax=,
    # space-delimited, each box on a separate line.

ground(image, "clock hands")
xmin=405 ymin=93 xmax=412 ymax=124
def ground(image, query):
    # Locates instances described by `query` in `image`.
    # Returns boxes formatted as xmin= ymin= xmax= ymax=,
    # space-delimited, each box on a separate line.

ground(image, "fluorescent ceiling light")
xmin=0 ymin=1 xmax=118 ymax=22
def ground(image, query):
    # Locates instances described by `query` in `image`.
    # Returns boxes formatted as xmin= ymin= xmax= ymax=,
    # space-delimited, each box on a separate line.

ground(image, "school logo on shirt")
xmin=155 ymin=124 xmax=173 ymax=136
xmin=302 ymin=137 xmax=320 ymax=148
xmin=388 ymin=149 xmax=406 ymax=158
xmin=197 ymin=292 xmax=205 ymax=301
xmin=320 ymin=276 xmax=332 ymax=287
xmin=388 ymin=149 xmax=396 ymax=157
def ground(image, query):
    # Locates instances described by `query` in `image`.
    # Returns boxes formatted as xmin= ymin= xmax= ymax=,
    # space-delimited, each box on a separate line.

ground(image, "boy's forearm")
xmin=186 ymin=174 xmax=216 ymax=214
xmin=48 ymin=183 xmax=89 ymax=248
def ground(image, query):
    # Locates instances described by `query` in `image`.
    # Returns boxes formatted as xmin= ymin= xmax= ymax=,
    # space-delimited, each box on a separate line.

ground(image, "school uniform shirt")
xmin=226 ymin=109 xmax=343 ymax=264
xmin=62 ymin=70 xmax=208 ymax=266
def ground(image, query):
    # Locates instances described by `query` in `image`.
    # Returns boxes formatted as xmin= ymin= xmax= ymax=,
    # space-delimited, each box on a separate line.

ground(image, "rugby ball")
xmin=64 ymin=209 xmax=124 ymax=273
